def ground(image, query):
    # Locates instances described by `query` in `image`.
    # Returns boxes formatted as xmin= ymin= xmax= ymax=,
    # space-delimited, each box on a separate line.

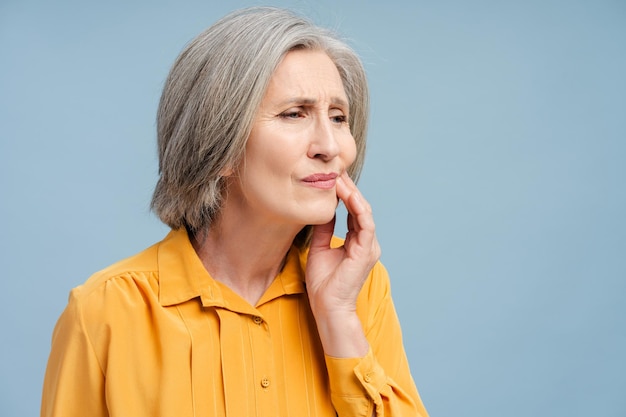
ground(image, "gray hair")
xmin=151 ymin=7 xmax=370 ymax=242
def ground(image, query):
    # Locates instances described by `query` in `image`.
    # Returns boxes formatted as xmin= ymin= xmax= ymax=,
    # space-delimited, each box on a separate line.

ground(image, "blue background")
xmin=1 ymin=0 xmax=625 ymax=415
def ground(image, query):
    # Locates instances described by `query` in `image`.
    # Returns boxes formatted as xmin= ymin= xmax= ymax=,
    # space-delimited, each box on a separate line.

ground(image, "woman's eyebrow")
xmin=276 ymin=97 xmax=349 ymax=108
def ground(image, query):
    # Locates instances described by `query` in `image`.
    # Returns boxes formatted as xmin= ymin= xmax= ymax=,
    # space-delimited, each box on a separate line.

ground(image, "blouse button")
xmin=252 ymin=316 xmax=263 ymax=325
xmin=364 ymin=373 xmax=373 ymax=383
xmin=261 ymin=377 xmax=271 ymax=388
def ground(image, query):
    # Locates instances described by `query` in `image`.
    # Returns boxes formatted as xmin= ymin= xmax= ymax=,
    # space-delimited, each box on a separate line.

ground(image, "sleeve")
xmin=41 ymin=288 xmax=108 ymax=417
xmin=324 ymin=262 xmax=429 ymax=417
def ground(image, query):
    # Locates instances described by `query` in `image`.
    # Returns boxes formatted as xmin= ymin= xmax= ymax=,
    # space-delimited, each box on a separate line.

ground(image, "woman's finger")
xmin=337 ymin=173 xmax=371 ymax=217
xmin=336 ymin=173 xmax=377 ymax=250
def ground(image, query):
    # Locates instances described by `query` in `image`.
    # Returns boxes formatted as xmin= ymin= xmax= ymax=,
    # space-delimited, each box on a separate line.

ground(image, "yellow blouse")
xmin=41 ymin=229 xmax=428 ymax=416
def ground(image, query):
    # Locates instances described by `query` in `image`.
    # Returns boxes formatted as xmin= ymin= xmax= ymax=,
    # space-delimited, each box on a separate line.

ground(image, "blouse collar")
xmin=156 ymin=229 xmax=307 ymax=313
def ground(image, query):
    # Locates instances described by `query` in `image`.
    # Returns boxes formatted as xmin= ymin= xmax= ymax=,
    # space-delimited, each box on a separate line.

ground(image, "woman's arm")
xmin=41 ymin=289 xmax=108 ymax=417
xmin=306 ymin=172 xmax=379 ymax=358
xmin=306 ymin=172 xmax=428 ymax=416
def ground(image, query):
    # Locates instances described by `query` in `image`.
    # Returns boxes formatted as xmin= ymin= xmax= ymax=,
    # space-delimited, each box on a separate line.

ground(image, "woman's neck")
xmin=191 ymin=213 xmax=301 ymax=306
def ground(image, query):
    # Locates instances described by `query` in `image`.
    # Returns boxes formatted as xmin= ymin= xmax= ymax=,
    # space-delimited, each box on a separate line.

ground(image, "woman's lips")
xmin=302 ymin=173 xmax=338 ymax=190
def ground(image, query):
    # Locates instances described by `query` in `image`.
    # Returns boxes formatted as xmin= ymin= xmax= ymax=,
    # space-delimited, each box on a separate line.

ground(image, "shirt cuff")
xmin=325 ymin=348 xmax=386 ymax=415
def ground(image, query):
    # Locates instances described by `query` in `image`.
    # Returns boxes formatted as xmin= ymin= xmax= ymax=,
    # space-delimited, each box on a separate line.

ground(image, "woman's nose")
xmin=307 ymin=117 xmax=340 ymax=161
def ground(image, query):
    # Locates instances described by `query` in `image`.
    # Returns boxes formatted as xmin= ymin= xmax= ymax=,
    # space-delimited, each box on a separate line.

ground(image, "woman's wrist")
xmin=311 ymin=308 xmax=369 ymax=358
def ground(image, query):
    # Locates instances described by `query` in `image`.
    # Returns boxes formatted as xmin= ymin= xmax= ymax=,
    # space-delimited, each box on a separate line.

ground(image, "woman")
xmin=41 ymin=7 xmax=429 ymax=417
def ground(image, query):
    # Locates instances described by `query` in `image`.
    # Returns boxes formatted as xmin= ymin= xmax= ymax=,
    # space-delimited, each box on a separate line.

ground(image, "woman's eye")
xmin=279 ymin=110 xmax=303 ymax=119
xmin=331 ymin=114 xmax=348 ymax=124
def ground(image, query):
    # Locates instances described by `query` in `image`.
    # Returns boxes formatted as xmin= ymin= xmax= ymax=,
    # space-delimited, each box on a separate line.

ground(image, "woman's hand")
xmin=305 ymin=172 xmax=381 ymax=357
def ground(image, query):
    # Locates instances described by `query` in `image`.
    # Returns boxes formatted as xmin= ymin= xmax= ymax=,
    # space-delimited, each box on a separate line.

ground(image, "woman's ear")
xmin=220 ymin=166 xmax=234 ymax=177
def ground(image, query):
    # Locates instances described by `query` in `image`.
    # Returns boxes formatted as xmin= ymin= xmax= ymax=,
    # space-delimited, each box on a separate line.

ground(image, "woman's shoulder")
xmin=71 ymin=240 xmax=162 ymax=306
xmin=51 ymin=239 xmax=171 ymax=368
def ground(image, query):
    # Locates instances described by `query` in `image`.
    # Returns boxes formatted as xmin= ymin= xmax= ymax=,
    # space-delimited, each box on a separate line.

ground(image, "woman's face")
xmin=225 ymin=49 xmax=357 ymax=229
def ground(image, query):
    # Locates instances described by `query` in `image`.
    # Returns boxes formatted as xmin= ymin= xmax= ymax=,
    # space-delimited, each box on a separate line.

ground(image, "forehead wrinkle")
xmin=262 ymin=50 xmax=350 ymax=112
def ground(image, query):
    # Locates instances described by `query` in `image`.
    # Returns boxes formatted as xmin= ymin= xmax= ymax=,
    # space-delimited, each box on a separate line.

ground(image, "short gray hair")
xmin=151 ymin=7 xmax=370 ymax=241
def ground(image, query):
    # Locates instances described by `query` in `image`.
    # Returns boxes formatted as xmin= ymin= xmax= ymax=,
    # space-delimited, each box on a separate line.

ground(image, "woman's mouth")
xmin=302 ymin=173 xmax=338 ymax=190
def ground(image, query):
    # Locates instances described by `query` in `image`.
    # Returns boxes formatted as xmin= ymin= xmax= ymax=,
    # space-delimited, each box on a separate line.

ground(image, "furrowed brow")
xmin=278 ymin=97 xmax=349 ymax=109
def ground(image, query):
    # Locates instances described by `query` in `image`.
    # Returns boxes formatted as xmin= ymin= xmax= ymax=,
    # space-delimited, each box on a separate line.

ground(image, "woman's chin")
xmin=294 ymin=196 xmax=339 ymax=226
xmin=306 ymin=208 xmax=337 ymax=226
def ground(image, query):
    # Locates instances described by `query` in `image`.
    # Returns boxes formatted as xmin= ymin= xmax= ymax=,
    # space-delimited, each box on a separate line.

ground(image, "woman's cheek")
xmin=343 ymin=134 xmax=358 ymax=167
